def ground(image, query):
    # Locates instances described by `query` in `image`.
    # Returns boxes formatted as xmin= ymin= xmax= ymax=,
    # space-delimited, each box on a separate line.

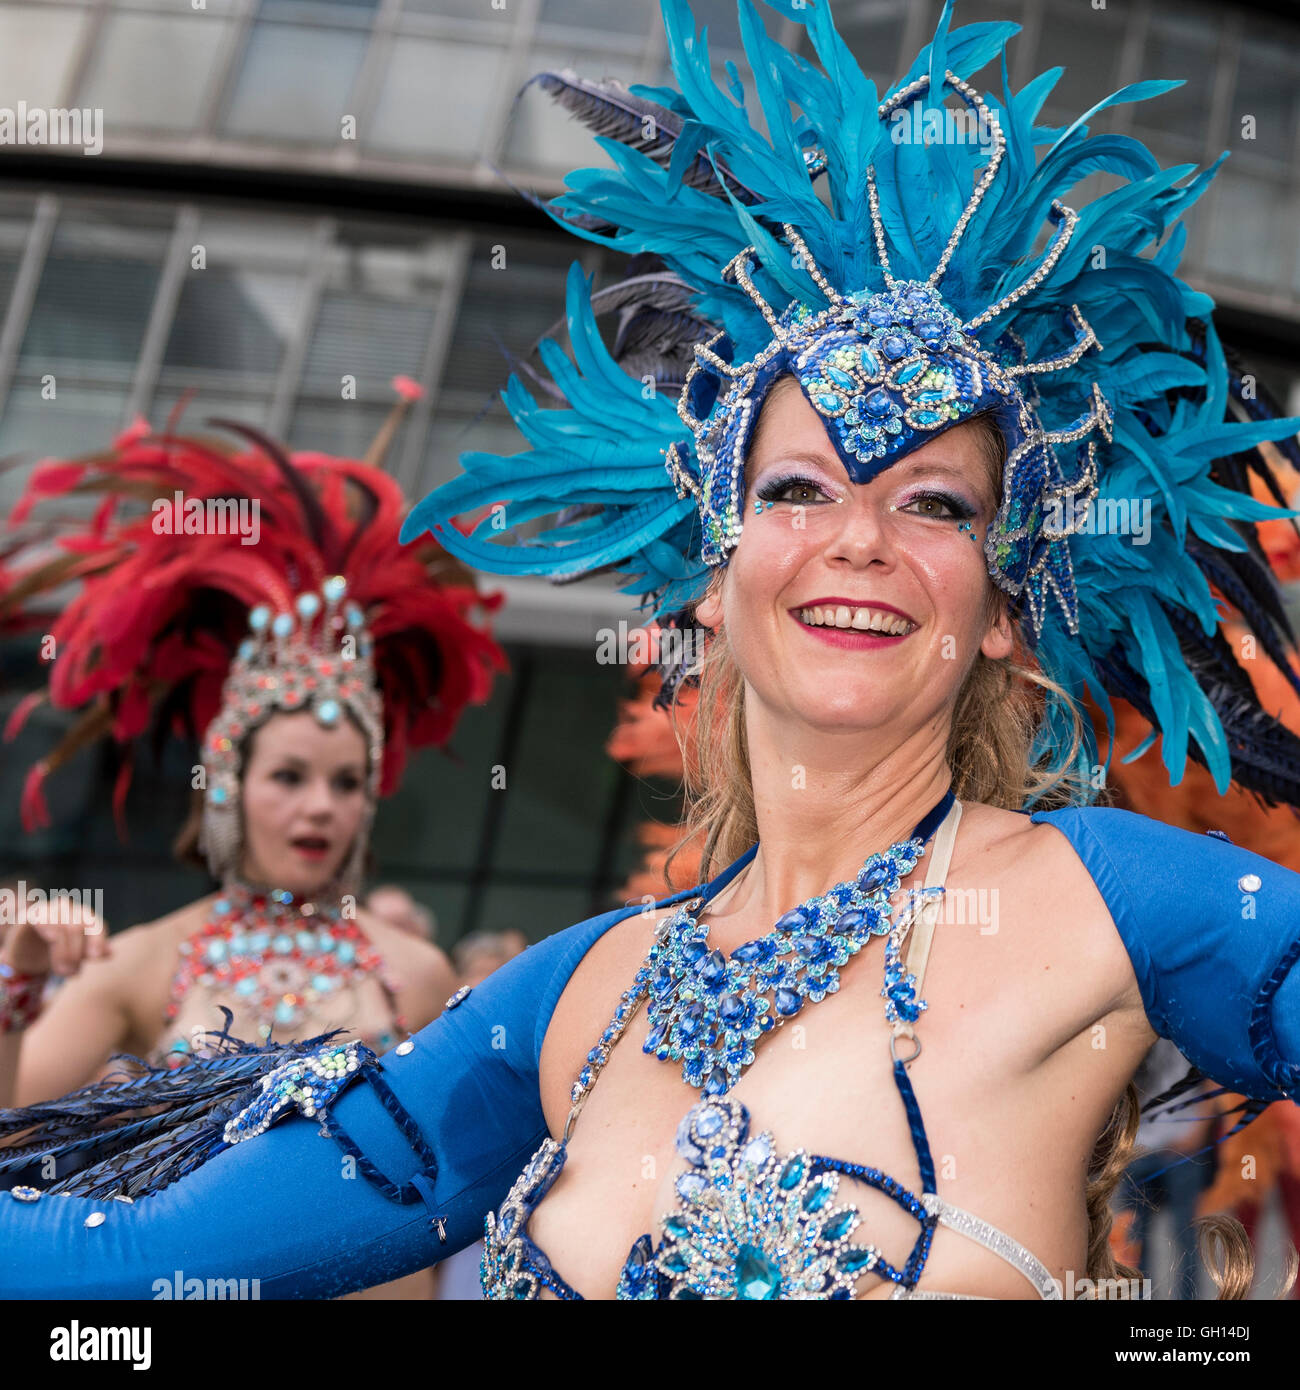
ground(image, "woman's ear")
xmin=694 ymin=583 xmax=724 ymax=631
xmin=980 ymin=596 xmax=1014 ymax=661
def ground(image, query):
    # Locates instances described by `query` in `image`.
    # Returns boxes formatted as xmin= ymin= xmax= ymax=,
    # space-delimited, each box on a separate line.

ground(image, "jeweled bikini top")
xmin=153 ymin=882 xmax=406 ymax=1068
xmin=480 ymin=795 xmax=1061 ymax=1301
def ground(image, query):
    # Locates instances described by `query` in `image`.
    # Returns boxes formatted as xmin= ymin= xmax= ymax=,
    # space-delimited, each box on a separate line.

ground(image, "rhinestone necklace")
xmin=564 ymin=791 xmax=954 ymax=1109
xmin=159 ymin=881 xmax=405 ymax=1064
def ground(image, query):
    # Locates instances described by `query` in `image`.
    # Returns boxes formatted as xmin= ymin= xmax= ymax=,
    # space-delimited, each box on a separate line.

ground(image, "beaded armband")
xmin=0 ymin=963 xmax=48 ymax=1034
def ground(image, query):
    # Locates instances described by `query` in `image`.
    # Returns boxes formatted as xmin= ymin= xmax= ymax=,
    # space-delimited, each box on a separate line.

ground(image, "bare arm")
xmin=0 ymin=903 xmax=142 ymax=1111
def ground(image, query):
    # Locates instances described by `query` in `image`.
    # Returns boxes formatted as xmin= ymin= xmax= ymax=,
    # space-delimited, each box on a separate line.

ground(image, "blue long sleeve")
xmin=0 ymin=898 xmax=645 ymax=1299
xmin=1031 ymin=805 xmax=1300 ymax=1099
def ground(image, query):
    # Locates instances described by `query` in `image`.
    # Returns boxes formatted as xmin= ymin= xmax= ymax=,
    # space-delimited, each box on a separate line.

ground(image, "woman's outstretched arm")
xmin=0 ymin=900 xmax=636 ymax=1299
xmin=1031 ymin=805 xmax=1300 ymax=1100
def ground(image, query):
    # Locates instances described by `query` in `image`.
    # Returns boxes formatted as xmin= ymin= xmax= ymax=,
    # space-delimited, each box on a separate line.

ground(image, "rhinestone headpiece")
xmin=199 ymin=574 xmax=383 ymax=891
xmin=664 ymin=69 xmax=1113 ymax=637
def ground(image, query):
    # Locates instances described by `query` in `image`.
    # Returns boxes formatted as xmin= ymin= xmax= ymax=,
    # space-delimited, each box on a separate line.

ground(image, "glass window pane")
xmin=438 ymin=238 xmax=585 ymax=400
xmin=490 ymin=651 xmax=626 ymax=878
xmin=1130 ymin=11 xmax=1221 ymax=153
xmin=539 ymin=0 xmax=651 ymax=38
xmin=0 ymin=386 xmax=130 ymax=511
xmin=1231 ymin=30 xmax=1299 ymax=167
xmin=80 ymin=12 xmax=233 ymax=135
xmin=1200 ymin=171 xmax=1295 ymax=294
xmin=403 ymin=0 xmax=517 ymax=22
xmin=0 ymin=196 xmax=36 ymax=332
xmin=287 ymin=397 xmax=393 ymax=456
xmin=163 ymin=267 xmax=303 ymax=377
xmin=17 ymin=210 xmax=169 ymax=378
xmin=220 ymin=22 xmax=368 ymax=143
xmin=301 ymin=293 xmax=435 ymax=395
xmin=0 ymin=7 xmax=88 ymax=109
xmin=148 ymin=389 xmax=272 ymax=435
xmin=368 ymin=37 xmax=505 ymax=158
xmin=1034 ymin=4 xmax=1126 ymax=122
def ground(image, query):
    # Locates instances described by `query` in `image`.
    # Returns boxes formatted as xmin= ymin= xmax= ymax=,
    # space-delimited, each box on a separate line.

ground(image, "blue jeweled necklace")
xmin=635 ymin=791 xmax=955 ymax=1097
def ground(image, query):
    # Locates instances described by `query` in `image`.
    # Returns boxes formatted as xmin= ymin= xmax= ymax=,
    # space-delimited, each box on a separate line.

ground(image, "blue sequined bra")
xmin=480 ymin=800 xmax=1062 ymax=1301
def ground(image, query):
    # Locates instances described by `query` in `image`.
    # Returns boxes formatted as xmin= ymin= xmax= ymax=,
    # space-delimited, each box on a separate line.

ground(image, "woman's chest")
xmin=522 ymin=925 xmax=1074 ymax=1301
xmin=148 ymin=929 xmax=403 ymax=1066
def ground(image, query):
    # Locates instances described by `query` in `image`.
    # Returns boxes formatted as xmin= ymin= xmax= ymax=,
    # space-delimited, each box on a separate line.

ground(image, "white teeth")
xmin=798 ymin=605 xmax=913 ymax=635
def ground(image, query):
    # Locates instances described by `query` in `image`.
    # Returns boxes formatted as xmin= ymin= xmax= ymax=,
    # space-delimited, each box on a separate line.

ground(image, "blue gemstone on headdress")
xmin=322 ymin=575 xmax=347 ymax=602
xmin=816 ymin=392 xmax=844 ymax=412
xmin=345 ymin=603 xmax=364 ymax=629
xmin=295 ymin=592 xmax=321 ymax=619
xmin=867 ymin=306 xmax=893 ymax=327
xmin=317 ymin=698 xmax=341 ymax=725
xmin=209 ymin=786 xmax=227 ymax=804
xmin=824 ymin=365 xmax=854 ymax=389
xmin=896 ymin=361 xmax=925 ymax=384
xmin=237 ymin=639 xmax=255 ymax=661
xmin=271 ymin=612 xmax=293 ymax=638
xmin=864 ymin=390 xmax=893 ymax=417
xmin=914 ymin=318 xmax=945 ymax=342
xmin=880 ymin=335 xmax=908 ymax=359
xmin=248 ymin=605 xmax=270 ymax=632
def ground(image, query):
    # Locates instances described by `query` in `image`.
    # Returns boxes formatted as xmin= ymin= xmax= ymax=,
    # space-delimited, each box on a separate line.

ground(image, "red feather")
xmin=2 ymin=414 xmax=506 ymax=832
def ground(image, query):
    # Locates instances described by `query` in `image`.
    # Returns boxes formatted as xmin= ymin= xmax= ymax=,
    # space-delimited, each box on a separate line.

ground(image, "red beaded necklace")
xmin=158 ymin=882 xmax=406 ymax=1066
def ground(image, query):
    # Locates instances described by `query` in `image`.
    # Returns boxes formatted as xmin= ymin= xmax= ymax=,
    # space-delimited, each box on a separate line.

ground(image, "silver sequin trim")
xmin=920 ymin=1192 xmax=1061 ymax=1299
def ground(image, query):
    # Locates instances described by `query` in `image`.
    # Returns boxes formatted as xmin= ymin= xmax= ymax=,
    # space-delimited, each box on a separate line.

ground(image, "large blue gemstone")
xmin=719 ymin=992 xmax=745 ymax=1022
xmin=802 ymin=1179 xmax=833 ymax=1214
xmin=775 ymin=909 xmax=808 ymax=933
xmin=695 ymin=1105 xmax=725 ymax=1137
xmin=697 ymin=948 xmax=727 ymax=988
xmin=677 ymin=1004 xmax=704 ymax=1038
xmin=735 ymin=1244 xmax=782 ymax=1300
xmin=774 ymin=987 xmax=803 ymax=1017
xmin=778 ymin=1155 xmax=805 ymax=1190
xmin=857 ymin=861 xmax=891 ymax=892
xmin=823 ymin=1210 xmax=855 ymax=1241
xmin=880 ymin=334 xmax=908 ymax=359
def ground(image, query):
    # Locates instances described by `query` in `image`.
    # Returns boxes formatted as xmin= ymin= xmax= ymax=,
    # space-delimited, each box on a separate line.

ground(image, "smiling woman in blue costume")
xmin=4 ymin=0 xmax=1300 ymax=1302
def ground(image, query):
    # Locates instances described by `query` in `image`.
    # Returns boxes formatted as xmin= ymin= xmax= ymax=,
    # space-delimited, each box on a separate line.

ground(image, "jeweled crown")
xmin=199 ymin=575 xmax=384 ymax=884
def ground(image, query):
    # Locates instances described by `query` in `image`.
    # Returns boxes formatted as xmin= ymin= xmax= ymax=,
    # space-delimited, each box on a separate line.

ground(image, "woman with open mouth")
xmin=0 ymin=399 xmax=504 ymax=1298
xmin=3 ymin=0 xmax=1300 ymax=1306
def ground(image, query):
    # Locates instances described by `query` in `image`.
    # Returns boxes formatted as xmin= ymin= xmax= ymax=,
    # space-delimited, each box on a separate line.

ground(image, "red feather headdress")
xmin=2 ymin=409 xmax=506 ymax=839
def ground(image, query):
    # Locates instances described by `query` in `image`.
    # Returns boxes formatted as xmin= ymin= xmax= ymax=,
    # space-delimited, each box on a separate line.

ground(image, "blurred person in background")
xmin=367 ymin=884 xmax=438 ymax=944
xmin=0 ymin=401 xmax=504 ymax=1298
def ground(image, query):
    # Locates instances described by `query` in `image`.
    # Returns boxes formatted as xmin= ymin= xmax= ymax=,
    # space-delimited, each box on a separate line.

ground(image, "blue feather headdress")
xmin=403 ymin=0 xmax=1300 ymax=808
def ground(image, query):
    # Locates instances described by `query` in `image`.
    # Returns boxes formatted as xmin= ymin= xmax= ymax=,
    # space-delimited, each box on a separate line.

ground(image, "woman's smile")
xmin=791 ymin=597 xmax=918 ymax=649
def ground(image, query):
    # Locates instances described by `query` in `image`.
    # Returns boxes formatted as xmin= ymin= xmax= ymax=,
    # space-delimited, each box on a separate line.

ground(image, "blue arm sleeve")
xmin=1031 ymin=805 xmax=1300 ymax=1100
xmin=0 ymin=901 xmax=637 ymax=1299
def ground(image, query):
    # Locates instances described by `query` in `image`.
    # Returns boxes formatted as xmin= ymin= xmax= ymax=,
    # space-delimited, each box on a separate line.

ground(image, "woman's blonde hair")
xmin=664 ymin=399 xmax=1267 ymax=1297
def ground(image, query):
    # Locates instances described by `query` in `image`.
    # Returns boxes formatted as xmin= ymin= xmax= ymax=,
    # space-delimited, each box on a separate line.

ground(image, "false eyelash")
xmin=754 ymin=471 xmax=832 ymax=503
xmin=904 ymin=490 xmax=978 ymax=521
